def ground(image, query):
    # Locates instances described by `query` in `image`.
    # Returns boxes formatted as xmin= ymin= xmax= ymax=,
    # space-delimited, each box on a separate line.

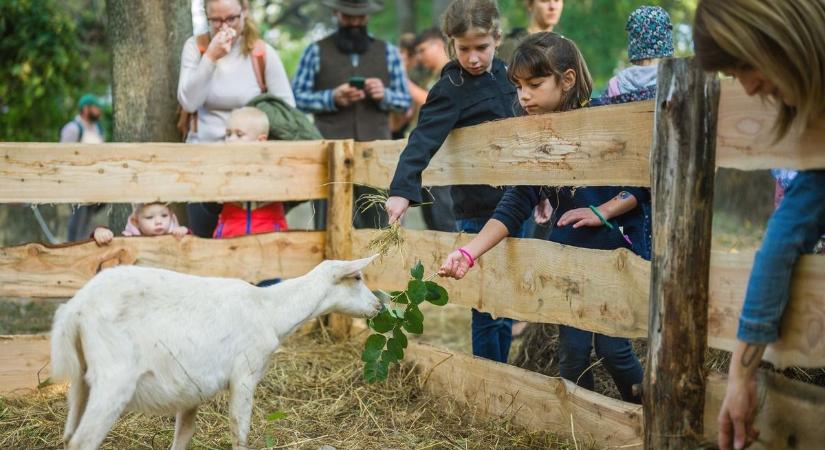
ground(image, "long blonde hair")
xmin=206 ymin=0 xmax=261 ymax=56
xmin=694 ymin=0 xmax=825 ymax=138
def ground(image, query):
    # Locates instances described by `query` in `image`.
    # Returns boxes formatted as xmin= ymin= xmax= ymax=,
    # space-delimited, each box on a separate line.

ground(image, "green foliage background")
xmin=1 ymin=0 xmax=697 ymax=142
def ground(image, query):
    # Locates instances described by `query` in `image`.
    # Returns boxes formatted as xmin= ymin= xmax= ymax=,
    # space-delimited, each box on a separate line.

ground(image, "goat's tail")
xmin=50 ymin=303 xmax=84 ymax=382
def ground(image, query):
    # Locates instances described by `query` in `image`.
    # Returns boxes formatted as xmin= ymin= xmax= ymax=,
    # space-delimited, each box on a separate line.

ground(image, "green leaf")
xmin=388 ymin=306 xmax=405 ymax=320
xmin=265 ymin=411 xmax=287 ymax=421
xmin=424 ymin=281 xmax=449 ymax=306
xmin=390 ymin=290 xmax=408 ymax=304
xmin=363 ymin=359 xmax=390 ymax=383
xmin=361 ymin=334 xmax=386 ymax=362
xmin=369 ymin=308 xmax=396 ymax=333
xmin=386 ymin=337 xmax=405 ymax=360
xmin=381 ymin=348 xmax=400 ymax=364
xmin=410 ymin=260 xmax=424 ymax=280
xmin=407 ymin=279 xmax=427 ymax=304
xmin=393 ymin=326 xmax=408 ymax=348
xmin=403 ymin=304 xmax=424 ymax=334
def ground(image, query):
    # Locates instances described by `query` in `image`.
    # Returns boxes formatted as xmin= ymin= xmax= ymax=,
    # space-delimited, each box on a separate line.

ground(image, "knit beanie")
xmin=626 ymin=6 xmax=674 ymax=62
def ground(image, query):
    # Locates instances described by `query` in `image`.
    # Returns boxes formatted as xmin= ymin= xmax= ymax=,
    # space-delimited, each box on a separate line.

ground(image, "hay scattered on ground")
xmin=0 ymin=330 xmax=583 ymax=450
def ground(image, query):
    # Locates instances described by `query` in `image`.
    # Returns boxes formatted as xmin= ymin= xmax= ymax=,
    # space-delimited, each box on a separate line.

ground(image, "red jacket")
xmin=213 ymin=202 xmax=287 ymax=238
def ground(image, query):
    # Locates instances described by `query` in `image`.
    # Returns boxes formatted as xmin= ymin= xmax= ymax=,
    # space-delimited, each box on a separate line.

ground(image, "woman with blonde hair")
xmin=177 ymin=0 xmax=295 ymax=237
xmin=693 ymin=1 xmax=825 ymax=449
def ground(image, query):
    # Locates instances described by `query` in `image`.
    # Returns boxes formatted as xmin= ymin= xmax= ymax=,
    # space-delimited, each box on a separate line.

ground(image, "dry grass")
xmin=0 ymin=329 xmax=581 ymax=450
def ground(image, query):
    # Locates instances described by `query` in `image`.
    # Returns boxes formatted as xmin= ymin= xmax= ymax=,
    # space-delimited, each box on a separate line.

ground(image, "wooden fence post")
xmin=644 ymin=58 xmax=720 ymax=448
xmin=325 ymin=139 xmax=355 ymax=339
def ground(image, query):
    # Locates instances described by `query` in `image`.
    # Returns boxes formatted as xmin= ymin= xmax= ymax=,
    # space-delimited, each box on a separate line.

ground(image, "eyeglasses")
xmin=207 ymin=13 xmax=242 ymax=27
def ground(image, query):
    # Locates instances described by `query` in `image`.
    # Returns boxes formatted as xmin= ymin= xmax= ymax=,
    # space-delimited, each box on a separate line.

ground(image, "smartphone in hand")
xmin=348 ymin=76 xmax=365 ymax=90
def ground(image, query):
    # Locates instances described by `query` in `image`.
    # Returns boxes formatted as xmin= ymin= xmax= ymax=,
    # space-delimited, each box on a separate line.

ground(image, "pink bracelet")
xmin=457 ymin=247 xmax=475 ymax=268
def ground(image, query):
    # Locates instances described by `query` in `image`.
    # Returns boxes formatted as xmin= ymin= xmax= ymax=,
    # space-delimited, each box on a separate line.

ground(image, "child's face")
xmin=514 ymin=75 xmax=564 ymax=114
xmin=452 ymin=31 xmax=499 ymax=76
xmin=416 ymin=38 xmax=447 ymax=73
xmin=136 ymin=204 xmax=173 ymax=236
xmin=723 ymin=67 xmax=790 ymax=106
xmin=225 ymin=119 xmax=263 ymax=142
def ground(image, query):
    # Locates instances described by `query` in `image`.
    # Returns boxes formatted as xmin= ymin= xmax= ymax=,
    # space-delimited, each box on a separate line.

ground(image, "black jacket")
xmin=388 ymin=58 xmax=518 ymax=219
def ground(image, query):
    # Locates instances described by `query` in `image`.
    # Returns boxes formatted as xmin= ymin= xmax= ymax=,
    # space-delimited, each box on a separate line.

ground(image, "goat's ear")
xmin=332 ymin=254 xmax=379 ymax=280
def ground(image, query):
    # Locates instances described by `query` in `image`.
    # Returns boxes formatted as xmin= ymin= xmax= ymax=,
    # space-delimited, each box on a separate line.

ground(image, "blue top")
xmin=492 ymin=185 xmax=651 ymax=259
xmin=738 ymin=169 xmax=825 ymax=344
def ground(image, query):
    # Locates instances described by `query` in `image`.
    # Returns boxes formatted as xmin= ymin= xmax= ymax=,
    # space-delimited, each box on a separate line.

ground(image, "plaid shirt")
xmin=292 ymin=40 xmax=411 ymax=114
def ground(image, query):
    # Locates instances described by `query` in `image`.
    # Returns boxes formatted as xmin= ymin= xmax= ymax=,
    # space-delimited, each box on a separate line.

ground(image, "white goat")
xmin=50 ymin=256 xmax=381 ymax=450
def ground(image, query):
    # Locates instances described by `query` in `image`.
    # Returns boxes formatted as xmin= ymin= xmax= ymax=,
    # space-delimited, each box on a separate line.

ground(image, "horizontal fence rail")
xmin=0 ymin=141 xmax=331 ymax=203
xmin=0 ymin=232 xmax=325 ymax=298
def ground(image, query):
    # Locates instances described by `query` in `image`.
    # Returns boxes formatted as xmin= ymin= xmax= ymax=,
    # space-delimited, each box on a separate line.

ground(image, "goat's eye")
xmin=354 ymin=274 xmax=362 ymax=281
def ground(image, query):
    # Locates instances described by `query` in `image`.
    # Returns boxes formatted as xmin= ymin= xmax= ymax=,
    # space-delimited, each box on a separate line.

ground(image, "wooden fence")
xmin=1 ymin=59 xmax=824 ymax=449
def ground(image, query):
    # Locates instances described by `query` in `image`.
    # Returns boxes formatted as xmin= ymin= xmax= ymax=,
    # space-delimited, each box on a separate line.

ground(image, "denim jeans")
xmin=739 ymin=170 xmax=825 ymax=343
xmin=457 ymin=217 xmax=515 ymax=363
xmin=558 ymin=325 xmax=643 ymax=403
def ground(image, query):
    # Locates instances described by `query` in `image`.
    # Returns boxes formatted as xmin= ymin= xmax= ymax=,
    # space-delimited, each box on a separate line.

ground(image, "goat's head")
xmin=315 ymin=255 xmax=381 ymax=317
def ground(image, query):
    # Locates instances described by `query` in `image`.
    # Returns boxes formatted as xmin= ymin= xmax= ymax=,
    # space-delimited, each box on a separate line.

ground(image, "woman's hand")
xmin=557 ymin=207 xmax=603 ymax=228
xmin=385 ymin=196 xmax=410 ymax=224
xmin=533 ymin=198 xmax=553 ymax=225
xmin=438 ymin=250 xmax=472 ymax=279
xmin=93 ymin=227 xmax=114 ymax=246
xmin=718 ymin=371 xmax=760 ymax=450
xmin=170 ymin=226 xmax=189 ymax=239
xmin=205 ymin=26 xmax=235 ymax=63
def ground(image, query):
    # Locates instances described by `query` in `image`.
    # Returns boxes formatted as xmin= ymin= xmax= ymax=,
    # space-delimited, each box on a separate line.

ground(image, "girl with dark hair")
xmin=439 ymin=32 xmax=648 ymax=403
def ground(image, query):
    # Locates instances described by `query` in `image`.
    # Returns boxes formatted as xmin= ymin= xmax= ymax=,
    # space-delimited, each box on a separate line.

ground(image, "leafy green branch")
xmin=362 ymin=260 xmax=448 ymax=383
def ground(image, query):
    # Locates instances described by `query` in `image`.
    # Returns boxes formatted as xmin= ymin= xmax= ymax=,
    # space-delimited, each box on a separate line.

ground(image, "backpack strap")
xmin=195 ymin=33 xmax=210 ymax=55
xmin=73 ymin=120 xmax=84 ymax=141
xmin=250 ymin=39 xmax=267 ymax=93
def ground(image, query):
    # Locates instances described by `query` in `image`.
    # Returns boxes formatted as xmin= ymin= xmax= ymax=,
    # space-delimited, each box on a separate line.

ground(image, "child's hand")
xmin=533 ymin=198 xmax=553 ymax=225
xmin=170 ymin=226 xmax=189 ymax=239
xmin=438 ymin=250 xmax=471 ymax=279
xmin=557 ymin=207 xmax=603 ymax=228
xmin=385 ymin=196 xmax=410 ymax=224
xmin=92 ymin=227 xmax=114 ymax=246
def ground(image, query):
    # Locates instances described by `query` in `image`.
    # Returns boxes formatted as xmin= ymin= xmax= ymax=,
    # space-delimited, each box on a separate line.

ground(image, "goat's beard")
xmin=334 ymin=26 xmax=371 ymax=55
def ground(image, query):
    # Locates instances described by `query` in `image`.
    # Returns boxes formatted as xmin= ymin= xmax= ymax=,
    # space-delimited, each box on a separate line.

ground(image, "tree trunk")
xmin=644 ymin=57 xmax=719 ymax=449
xmin=396 ymin=0 xmax=416 ymax=34
xmin=105 ymin=0 xmax=192 ymax=231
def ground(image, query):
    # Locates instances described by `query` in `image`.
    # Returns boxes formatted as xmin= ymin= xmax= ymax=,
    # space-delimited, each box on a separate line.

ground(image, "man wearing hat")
xmin=61 ymin=93 xmax=106 ymax=241
xmin=60 ymin=93 xmax=105 ymax=144
xmin=293 ymin=0 xmax=411 ymax=229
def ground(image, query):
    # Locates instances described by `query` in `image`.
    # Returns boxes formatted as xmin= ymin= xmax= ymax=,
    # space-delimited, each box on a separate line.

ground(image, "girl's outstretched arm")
xmin=557 ymin=190 xmax=638 ymax=228
xmin=439 ymin=219 xmax=509 ymax=279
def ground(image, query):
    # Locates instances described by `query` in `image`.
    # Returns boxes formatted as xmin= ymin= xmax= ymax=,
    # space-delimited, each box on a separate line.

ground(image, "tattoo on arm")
xmin=741 ymin=344 xmax=766 ymax=368
xmin=618 ymin=191 xmax=631 ymax=200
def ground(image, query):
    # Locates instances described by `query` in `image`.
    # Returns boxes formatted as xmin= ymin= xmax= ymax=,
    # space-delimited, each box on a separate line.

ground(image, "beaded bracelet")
xmin=457 ymin=247 xmax=475 ymax=268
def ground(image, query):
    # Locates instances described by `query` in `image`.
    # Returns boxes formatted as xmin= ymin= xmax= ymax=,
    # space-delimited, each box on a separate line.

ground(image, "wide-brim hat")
xmin=322 ymin=0 xmax=383 ymax=15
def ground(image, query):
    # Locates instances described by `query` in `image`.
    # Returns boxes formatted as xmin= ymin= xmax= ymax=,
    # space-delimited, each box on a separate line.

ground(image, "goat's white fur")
xmin=50 ymin=256 xmax=381 ymax=450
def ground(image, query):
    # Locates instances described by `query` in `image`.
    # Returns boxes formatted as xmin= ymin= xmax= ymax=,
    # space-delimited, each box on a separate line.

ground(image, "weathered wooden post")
xmin=325 ymin=139 xmax=355 ymax=338
xmin=644 ymin=57 xmax=720 ymax=448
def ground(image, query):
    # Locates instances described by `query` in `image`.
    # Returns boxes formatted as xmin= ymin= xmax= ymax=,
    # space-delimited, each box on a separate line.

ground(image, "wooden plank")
xmin=0 ymin=335 xmax=50 ymax=395
xmin=407 ymin=341 xmax=643 ymax=448
xmin=704 ymin=371 xmax=825 ymax=449
xmin=325 ymin=140 xmax=355 ymax=338
xmin=356 ymin=229 xmax=651 ymax=338
xmin=0 ymin=141 xmax=329 ymax=203
xmin=644 ymin=58 xmax=718 ymax=449
xmin=708 ymin=252 xmax=825 ymax=368
xmin=352 ymin=100 xmax=654 ymax=189
xmin=716 ymin=79 xmax=825 ymax=170
xmin=0 ymin=232 xmax=325 ymax=298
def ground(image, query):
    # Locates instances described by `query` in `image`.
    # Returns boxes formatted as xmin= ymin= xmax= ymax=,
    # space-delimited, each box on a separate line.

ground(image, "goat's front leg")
xmin=170 ymin=406 xmax=198 ymax=450
xmin=228 ymin=357 xmax=268 ymax=450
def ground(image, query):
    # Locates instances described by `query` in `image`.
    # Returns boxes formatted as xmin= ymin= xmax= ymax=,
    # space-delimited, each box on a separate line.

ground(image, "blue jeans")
xmin=457 ymin=217 xmax=516 ymax=363
xmin=739 ymin=170 xmax=825 ymax=343
xmin=558 ymin=325 xmax=643 ymax=403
